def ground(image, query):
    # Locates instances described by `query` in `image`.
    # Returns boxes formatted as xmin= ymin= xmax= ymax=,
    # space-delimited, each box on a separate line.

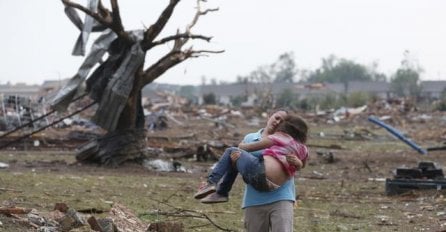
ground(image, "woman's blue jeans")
xmin=208 ymin=147 xmax=270 ymax=197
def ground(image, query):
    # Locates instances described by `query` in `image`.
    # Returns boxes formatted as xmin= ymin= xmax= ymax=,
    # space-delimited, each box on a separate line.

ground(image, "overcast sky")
xmin=1 ymin=0 xmax=446 ymax=86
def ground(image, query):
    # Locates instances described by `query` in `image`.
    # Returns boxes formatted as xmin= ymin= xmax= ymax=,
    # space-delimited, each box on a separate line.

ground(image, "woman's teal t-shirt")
xmin=242 ymin=129 xmax=296 ymax=208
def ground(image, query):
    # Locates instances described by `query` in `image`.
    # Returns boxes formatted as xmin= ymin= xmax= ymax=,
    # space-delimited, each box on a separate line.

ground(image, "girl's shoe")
xmin=193 ymin=182 xmax=216 ymax=199
xmin=200 ymin=192 xmax=228 ymax=204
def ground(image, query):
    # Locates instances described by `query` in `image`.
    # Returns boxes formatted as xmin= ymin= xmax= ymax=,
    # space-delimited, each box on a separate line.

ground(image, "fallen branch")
xmin=144 ymin=198 xmax=234 ymax=232
xmin=0 ymin=207 xmax=32 ymax=215
xmin=146 ymin=133 xmax=195 ymax=140
xmin=0 ymin=187 xmax=22 ymax=193
xmin=307 ymin=143 xmax=343 ymax=150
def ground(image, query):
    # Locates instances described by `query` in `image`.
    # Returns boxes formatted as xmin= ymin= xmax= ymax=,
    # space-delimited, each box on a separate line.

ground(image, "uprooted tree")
xmin=51 ymin=0 xmax=222 ymax=166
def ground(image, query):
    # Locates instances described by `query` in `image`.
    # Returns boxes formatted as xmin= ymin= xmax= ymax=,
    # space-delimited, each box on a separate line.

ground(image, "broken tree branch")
xmin=148 ymin=33 xmax=212 ymax=49
xmin=62 ymin=0 xmax=111 ymax=26
xmin=186 ymin=0 xmax=218 ymax=33
xmin=0 ymin=207 xmax=32 ymax=215
xmin=0 ymin=188 xmax=22 ymax=193
xmin=174 ymin=0 xmax=216 ymax=49
xmin=141 ymin=50 xmax=191 ymax=85
xmin=143 ymin=0 xmax=180 ymax=44
xmin=110 ymin=0 xmax=125 ymax=35
xmin=146 ymin=133 xmax=195 ymax=140
xmin=62 ymin=0 xmax=131 ymax=43
xmin=140 ymin=0 xmax=222 ymax=84
xmin=141 ymin=47 xmax=222 ymax=86
xmin=189 ymin=49 xmax=225 ymax=56
xmin=97 ymin=0 xmax=110 ymax=17
xmin=144 ymin=198 xmax=233 ymax=232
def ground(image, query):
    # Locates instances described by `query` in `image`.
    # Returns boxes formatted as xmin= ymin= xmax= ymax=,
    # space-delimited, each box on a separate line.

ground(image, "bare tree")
xmin=51 ymin=0 xmax=222 ymax=166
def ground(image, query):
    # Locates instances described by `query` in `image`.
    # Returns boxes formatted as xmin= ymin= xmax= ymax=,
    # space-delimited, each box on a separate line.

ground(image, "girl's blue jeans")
xmin=208 ymin=147 xmax=270 ymax=196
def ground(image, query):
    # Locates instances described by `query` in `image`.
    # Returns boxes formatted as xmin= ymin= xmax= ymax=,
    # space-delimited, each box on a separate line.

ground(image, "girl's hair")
xmin=275 ymin=114 xmax=308 ymax=143
xmin=268 ymin=108 xmax=289 ymax=116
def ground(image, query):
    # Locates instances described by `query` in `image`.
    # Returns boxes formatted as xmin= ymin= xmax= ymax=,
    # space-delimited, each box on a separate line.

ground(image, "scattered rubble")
xmin=0 ymin=203 xmax=153 ymax=232
xmin=386 ymin=162 xmax=446 ymax=195
xmin=0 ymin=93 xmax=445 ymax=169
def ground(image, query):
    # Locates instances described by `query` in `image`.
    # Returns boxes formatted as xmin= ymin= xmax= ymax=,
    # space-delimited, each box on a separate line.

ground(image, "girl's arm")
xmin=238 ymin=137 xmax=274 ymax=152
xmin=286 ymin=155 xmax=304 ymax=170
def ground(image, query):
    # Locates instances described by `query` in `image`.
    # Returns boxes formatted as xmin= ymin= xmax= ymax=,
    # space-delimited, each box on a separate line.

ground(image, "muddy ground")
xmin=0 ymin=109 xmax=445 ymax=231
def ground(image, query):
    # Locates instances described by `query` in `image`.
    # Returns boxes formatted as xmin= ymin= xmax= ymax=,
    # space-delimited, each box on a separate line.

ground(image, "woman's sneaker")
xmin=193 ymin=182 xmax=216 ymax=199
xmin=200 ymin=192 xmax=228 ymax=204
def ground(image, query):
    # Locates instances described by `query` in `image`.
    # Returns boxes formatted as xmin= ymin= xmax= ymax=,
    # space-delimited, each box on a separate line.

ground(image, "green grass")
xmin=1 ymin=160 xmax=443 ymax=231
xmin=0 ymin=164 xmax=247 ymax=231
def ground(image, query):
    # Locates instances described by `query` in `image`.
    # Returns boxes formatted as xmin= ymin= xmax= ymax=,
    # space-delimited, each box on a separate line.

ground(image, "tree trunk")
xmin=76 ymin=128 xmax=147 ymax=167
xmin=76 ymin=79 xmax=148 ymax=166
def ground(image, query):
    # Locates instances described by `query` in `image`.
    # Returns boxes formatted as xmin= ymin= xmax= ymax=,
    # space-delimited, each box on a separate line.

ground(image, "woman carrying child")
xmin=194 ymin=114 xmax=309 ymax=203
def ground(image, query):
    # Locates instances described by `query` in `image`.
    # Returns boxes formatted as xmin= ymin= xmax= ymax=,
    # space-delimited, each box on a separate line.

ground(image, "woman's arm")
xmin=238 ymin=137 xmax=274 ymax=152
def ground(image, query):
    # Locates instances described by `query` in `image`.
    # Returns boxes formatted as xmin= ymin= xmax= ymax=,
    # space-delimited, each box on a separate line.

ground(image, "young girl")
xmin=194 ymin=114 xmax=309 ymax=203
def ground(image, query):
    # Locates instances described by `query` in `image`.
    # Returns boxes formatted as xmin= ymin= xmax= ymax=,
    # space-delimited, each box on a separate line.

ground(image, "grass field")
xmin=0 ymin=118 xmax=445 ymax=231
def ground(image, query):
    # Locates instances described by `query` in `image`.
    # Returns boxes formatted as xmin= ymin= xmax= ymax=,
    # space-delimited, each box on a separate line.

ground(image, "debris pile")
xmin=0 ymin=203 xmax=155 ymax=232
xmin=386 ymin=162 xmax=446 ymax=195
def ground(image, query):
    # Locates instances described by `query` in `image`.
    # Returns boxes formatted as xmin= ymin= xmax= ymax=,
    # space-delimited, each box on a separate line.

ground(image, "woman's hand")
xmin=230 ymin=150 xmax=241 ymax=166
xmin=286 ymin=155 xmax=303 ymax=170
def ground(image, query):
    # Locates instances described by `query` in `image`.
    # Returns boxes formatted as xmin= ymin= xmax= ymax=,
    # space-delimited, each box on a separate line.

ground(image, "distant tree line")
xmin=233 ymin=50 xmax=423 ymax=98
xmin=179 ymin=50 xmax=446 ymax=111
